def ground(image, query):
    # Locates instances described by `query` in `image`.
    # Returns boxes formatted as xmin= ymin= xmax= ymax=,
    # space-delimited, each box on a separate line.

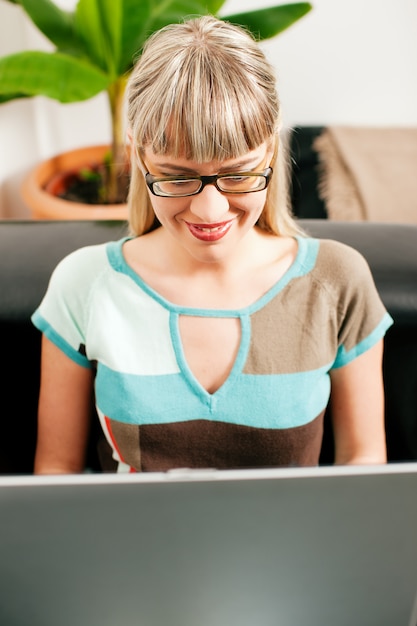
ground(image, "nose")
xmin=188 ymin=183 xmax=230 ymax=223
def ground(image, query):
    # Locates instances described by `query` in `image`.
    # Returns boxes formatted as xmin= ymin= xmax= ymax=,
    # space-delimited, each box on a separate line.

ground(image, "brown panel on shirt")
xmin=315 ymin=240 xmax=387 ymax=353
xmin=139 ymin=413 xmax=324 ymax=472
xmin=244 ymin=239 xmax=387 ymax=375
xmin=244 ymin=275 xmax=337 ymax=375
xmin=107 ymin=418 xmax=141 ymax=470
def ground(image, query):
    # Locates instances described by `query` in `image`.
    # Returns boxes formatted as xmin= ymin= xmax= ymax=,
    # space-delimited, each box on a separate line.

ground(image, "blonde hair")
xmin=126 ymin=15 xmax=301 ymax=236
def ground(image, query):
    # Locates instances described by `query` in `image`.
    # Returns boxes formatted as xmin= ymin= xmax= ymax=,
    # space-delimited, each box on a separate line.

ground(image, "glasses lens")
xmin=217 ymin=175 xmax=266 ymax=193
xmin=153 ymin=179 xmax=201 ymax=197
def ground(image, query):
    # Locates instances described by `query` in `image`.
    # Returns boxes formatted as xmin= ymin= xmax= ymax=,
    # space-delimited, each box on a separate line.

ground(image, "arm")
xmin=34 ymin=335 xmax=95 ymax=474
xmin=330 ymin=340 xmax=387 ymax=465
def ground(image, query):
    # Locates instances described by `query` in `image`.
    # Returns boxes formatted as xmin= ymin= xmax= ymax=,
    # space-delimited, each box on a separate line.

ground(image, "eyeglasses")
xmin=144 ymin=168 xmax=273 ymax=197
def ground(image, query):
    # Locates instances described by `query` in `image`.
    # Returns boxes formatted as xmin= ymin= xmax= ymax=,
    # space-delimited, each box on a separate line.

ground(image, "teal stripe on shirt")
xmin=333 ymin=312 xmax=393 ymax=368
xmin=95 ymin=363 xmax=332 ymax=430
xmin=31 ymin=310 xmax=91 ymax=369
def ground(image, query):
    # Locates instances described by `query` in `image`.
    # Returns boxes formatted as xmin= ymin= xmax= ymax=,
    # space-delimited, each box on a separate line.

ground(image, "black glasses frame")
xmin=145 ymin=167 xmax=273 ymax=197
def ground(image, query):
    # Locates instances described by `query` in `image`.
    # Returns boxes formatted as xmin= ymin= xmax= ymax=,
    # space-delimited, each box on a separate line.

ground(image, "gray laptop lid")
xmin=1 ymin=464 xmax=417 ymax=626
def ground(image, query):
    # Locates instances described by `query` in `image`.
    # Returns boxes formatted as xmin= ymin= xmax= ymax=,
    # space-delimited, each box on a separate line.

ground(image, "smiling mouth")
xmin=193 ymin=223 xmax=228 ymax=232
xmin=185 ymin=220 xmax=233 ymax=241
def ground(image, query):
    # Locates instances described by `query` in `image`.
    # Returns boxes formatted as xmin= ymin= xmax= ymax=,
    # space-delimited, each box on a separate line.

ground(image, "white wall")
xmin=0 ymin=0 xmax=416 ymax=216
xmin=253 ymin=0 xmax=417 ymax=128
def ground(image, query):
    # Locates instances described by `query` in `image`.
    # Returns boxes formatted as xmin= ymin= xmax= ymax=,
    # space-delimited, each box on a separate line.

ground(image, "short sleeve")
xmin=31 ymin=244 xmax=109 ymax=368
xmin=316 ymin=239 xmax=393 ymax=369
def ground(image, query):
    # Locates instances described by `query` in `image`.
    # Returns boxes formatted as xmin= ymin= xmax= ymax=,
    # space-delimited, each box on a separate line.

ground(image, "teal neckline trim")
xmin=168 ymin=311 xmax=253 ymax=402
xmin=107 ymin=235 xmax=319 ymax=317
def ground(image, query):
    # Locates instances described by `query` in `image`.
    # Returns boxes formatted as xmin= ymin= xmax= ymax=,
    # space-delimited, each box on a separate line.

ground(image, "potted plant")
xmin=0 ymin=0 xmax=312 ymax=220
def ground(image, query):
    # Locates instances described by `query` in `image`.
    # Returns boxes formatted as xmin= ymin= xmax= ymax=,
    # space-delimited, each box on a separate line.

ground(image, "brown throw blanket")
xmin=313 ymin=126 xmax=417 ymax=223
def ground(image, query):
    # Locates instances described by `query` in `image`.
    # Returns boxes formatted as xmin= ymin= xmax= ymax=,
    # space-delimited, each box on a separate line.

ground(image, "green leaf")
xmin=74 ymin=0 xmax=117 ymax=74
xmin=73 ymin=0 xmax=152 ymax=76
xmin=0 ymin=51 xmax=110 ymax=103
xmin=223 ymin=2 xmax=312 ymax=40
xmin=198 ymin=0 xmax=226 ymax=14
xmin=0 ymin=93 xmax=28 ymax=104
xmin=148 ymin=0 xmax=220 ymax=34
xmin=117 ymin=0 xmax=153 ymax=73
xmin=12 ymin=0 xmax=78 ymax=52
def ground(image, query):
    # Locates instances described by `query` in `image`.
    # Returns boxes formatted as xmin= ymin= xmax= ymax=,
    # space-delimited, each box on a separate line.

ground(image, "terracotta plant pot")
xmin=22 ymin=145 xmax=129 ymax=221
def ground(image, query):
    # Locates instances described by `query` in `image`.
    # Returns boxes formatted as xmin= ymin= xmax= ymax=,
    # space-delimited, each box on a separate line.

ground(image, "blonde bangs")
xmin=128 ymin=18 xmax=279 ymax=162
xmin=146 ymin=67 xmax=275 ymax=162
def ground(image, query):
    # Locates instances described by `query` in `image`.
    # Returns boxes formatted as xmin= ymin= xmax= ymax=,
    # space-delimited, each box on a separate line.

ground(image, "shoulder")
xmin=50 ymin=241 xmax=113 ymax=281
xmin=316 ymin=238 xmax=370 ymax=271
xmin=305 ymin=237 xmax=374 ymax=290
xmin=53 ymin=241 xmax=109 ymax=272
xmin=305 ymin=237 xmax=389 ymax=329
xmin=296 ymin=237 xmax=383 ymax=319
xmin=299 ymin=237 xmax=392 ymax=364
xmin=46 ymin=241 xmax=119 ymax=299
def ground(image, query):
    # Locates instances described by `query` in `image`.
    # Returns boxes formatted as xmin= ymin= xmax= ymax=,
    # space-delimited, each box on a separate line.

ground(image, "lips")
xmin=185 ymin=220 xmax=234 ymax=242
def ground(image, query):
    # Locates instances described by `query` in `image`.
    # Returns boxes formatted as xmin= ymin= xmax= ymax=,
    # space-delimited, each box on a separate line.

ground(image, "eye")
xmin=153 ymin=178 xmax=201 ymax=196
xmin=170 ymin=180 xmax=195 ymax=187
xmin=227 ymin=175 xmax=250 ymax=182
xmin=220 ymin=175 xmax=254 ymax=188
xmin=218 ymin=174 xmax=266 ymax=193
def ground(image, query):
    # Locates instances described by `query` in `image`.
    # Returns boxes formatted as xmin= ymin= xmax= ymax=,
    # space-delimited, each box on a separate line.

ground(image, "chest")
xmin=178 ymin=315 xmax=241 ymax=394
xmin=88 ymin=274 xmax=338 ymax=396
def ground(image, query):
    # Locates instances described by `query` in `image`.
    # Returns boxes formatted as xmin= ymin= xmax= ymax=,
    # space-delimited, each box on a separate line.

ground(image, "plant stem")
xmin=106 ymin=74 xmax=129 ymax=204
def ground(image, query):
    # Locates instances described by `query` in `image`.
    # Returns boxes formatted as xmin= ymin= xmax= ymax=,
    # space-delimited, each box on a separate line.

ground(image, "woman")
xmin=32 ymin=16 xmax=392 ymax=474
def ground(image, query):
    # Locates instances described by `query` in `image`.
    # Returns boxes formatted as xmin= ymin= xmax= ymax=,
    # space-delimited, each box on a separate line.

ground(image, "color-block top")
xmin=32 ymin=236 xmax=393 ymax=472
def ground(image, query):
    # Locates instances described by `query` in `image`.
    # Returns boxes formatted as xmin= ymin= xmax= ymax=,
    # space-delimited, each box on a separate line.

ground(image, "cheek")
xmin=149 ymin=196 xmax=187 ymax=223
xmin=234 ymin=191 xmax=267 ymax=217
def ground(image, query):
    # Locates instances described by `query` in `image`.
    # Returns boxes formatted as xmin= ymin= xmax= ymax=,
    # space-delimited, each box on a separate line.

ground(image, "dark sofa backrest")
xmin=1 ymin=219 xmax=416 ymax=473
xmin=303 ymin=220 xmax=417 ymax=464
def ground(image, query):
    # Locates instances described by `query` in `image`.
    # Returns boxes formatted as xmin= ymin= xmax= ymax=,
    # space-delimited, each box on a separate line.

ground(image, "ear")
xmin=124 ymin=128 xmax=133 ymax=158
xmin=126 ymin=127 xmax=133 ymax=142
xmin=126 ymin=129 xmax=142 ymax=170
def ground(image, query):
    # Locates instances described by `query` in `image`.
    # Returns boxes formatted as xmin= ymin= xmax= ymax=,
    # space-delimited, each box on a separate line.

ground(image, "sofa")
xmin=1 ymin=129 xmax=416 ymax=474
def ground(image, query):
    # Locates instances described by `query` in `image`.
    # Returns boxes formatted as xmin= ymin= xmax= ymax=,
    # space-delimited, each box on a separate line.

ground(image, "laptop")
xmin=0 ymin=463 xmax=416 ymax=626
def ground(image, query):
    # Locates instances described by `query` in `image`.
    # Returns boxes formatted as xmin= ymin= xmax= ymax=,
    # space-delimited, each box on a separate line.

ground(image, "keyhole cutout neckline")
xmin=115 ymin=235 xmax=306 ymax=317
xmin=107 ymin=235 xmax=309 ymax=398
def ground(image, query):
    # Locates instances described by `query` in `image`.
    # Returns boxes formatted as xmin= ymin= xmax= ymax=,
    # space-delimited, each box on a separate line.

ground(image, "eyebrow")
xmin=154 ymin=156 xmax=262 ymax=175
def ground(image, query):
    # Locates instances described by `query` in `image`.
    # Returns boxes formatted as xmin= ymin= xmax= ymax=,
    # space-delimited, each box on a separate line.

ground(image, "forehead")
xmin=143 ymin=142 xmax=269 ymax=172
